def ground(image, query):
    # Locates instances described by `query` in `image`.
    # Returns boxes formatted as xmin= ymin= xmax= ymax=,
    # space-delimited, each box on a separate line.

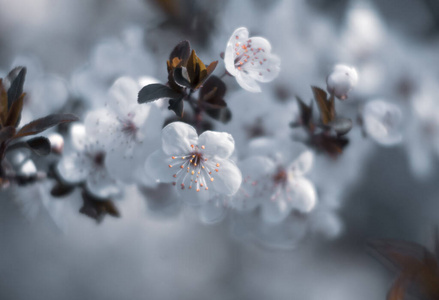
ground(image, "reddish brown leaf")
xmin=80 ymin=190 xmax=120 ymax=223
xmin=5 ymin=93 xmax=24 ymax=128
xmin=6 ymin=67 xmax=26 ymax=109
xmin=169 ymin=40 xmax=191 ymax=65
xmin=0 ymin=79 xmax=8 ymax=125
xmin=311 ymin=86 xmax=335 ymax=125
xmin=0 ymin=126 xmax=15 ymax=143
xmin=199 ymin=76 xmax=226 ymax=102
xmin=186 ymin=50 xmax=197 ymax=85
xmin=15 ymin=113 xmax=78 ymax=138
xmin=205 ymin=61 xmax=218 ymax=78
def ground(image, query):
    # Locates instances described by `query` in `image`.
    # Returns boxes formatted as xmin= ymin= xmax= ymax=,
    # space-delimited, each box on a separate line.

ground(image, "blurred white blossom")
xmin=232 ymin=138 xmax=317 ymax=224
xmin=362 ymin=100 xmax=403 ymax=146
xmin=57 ymin=123 xmax=122 ymax=199
xmin=84 ymin=76 xmax=163 ymax=184
xmin=326 ymin=64 xmax=358 ymax=100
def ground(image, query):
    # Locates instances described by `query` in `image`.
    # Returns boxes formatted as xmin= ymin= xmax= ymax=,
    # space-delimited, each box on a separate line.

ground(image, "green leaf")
xmin=138 ymin=84 xmax=183 ymax=104
xmin=15 ymin=113 xmax=79 ymax=138
xmin=6 ymin=67 xmax=26 ymax=109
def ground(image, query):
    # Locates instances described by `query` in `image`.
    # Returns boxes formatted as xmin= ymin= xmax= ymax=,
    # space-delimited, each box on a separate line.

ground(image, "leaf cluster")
xmin=292 ymin=86 xmax=353 ymax=158
xmin=0 ymin=67 xmax=78 ymax=180
xmin=138 ymin=41 xmax=229 ymax=123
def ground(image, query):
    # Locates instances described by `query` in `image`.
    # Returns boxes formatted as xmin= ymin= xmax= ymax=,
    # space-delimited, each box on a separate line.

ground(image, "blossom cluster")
xmin=1 ymin=0 xmax=435 ymax=250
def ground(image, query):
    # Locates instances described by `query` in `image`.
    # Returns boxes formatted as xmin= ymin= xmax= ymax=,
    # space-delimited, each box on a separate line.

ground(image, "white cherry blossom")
xmin=84 ymin=76 xmax=163 ymax=184
xmin=56 ymin=123 xmax=122 ymax=199
xmin=224 ymin=27 xmax=280 ymax=93
xmin=144 ymin=122 xmax=242 ymax=205
xmin=232 ymin=138 xmax=317 ymax=224
xmin=326 ymin=64 xmax=358 ymax=100
xmin=362 ymin=99 xmax=403 ymax=146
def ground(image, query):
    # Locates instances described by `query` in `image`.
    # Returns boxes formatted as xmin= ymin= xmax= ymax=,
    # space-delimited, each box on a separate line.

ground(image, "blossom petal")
xmin=225 ymin=27 xmax=249 ymax=76
xmin=231 ymin=156 xmax=276 ymax=212
xmin=261 ymin=194 xmax=291 ymax=224
xmin=70 ymin=123 xmax=87 ymax=152
xmin=57 ymin=152 xmax=91 ymax=184
xmin=235 ymin=72 xmax=261 ymax=93
xmin=198 ymin=130 xmax=235 ymax=159
xmin=86 ymin=168 xmax=122 ymax=199
xmin=144 ymin=149 xmax=176 ymax=184
xmin=288 ymin=177 xmax=317 ymax=213
xmin=198 ymin=196 xmax=226 ymax=224
xmin=209 ymin=158 xmax=242 ymax=196
xmin=288 ymin=150 xmax=314 ymax=176
xmin=161 ymin=122 xmax=198 ymax=155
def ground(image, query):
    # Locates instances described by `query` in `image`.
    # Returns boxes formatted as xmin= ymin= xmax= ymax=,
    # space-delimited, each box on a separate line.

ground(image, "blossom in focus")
xmin=224 ymin=27 xmax=280 ymax=93
xmin=326 ymin=64 xmax=358 ymax=100
xmin=362 ymin=99 xmax=403 ymax=146
xmin=84 ymin=76 xmax=163 ymax=184
xmin=232 ymin=138 xmax=317 ymax=224
xmin=144 ymin=122 xmax=242 ymax=205
xmin=56 ymin=123 xmax=122 ymax=199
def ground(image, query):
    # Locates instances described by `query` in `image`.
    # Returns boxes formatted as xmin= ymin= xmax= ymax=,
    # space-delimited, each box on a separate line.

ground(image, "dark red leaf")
xmin=15 ymin=113 xmax=79 ymax=138
xmin=80 ymin=190 xmax=120 ymax=223
xmin=6 ymin=67 xmax=26 ymax=109
xmin=169 ymin=40 xmax=191 ymax=64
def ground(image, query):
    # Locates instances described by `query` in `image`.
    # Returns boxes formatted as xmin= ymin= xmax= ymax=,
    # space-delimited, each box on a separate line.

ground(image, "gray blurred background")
xmin=1 ymin=0 xmax=439 ymax=299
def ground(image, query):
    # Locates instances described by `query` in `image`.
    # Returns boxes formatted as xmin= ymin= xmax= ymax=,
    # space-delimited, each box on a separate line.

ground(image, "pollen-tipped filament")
xmin=167 ymin=145 xmax=218 ymax=192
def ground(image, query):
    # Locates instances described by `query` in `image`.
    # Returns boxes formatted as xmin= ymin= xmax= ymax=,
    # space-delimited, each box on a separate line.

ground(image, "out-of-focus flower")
xmin=405 ymin=80 xmax=439 ymax=178
xmin=326 ymin=64 xmax=358 ymax=100
xmin=232 ymin=138 xmax=317 ymax=224
xmin=84 ymin=76 xmax=163 ymax=184
xmin=47 ymin=133 xmax=64 ymax=154
xmin=56 ymin=123 xmax=122 ymax=199
xmin=224 ymin=27 xmax=280 ymax=93
xmin=144 ymin=122 xmax=242 ymax=204
xmin=362 ymin=100 xmax=403 ymax=146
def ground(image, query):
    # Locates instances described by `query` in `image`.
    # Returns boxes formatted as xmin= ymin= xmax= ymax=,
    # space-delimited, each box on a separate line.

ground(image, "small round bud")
xmin=48 ymin=133 xmax=64 ymax=155
xmin=326 ymin=64 xmax=358 ymax=100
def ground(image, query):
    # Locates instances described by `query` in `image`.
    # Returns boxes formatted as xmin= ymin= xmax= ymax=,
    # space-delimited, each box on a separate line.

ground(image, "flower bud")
xmin=326 ymin=64 xmax=358 ymax=100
